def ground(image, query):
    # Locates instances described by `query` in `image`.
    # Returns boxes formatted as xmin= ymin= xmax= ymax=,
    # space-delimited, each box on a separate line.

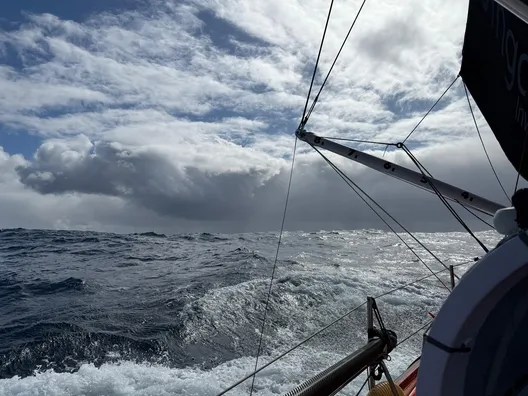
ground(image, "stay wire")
xmin=400 ymin=144 xmax=486 ymax=237
xmin=248 ymin=137 xmax=298 ymax=396
xmin=463 ymin=82 xmax=511 ymax=204
xmin=457 ymin=202 xmax=495 ymax=229
xmin=311 ymin=145 xmax=452 ymax=289
xmin=300 ymin=0 xmax=335 ymax=125
xmin=304 ymin=0 xmax=369 ymax=125
xmin=375 ymin=265 xmax=453 ymax=300
xmin=215 ymin=300 xmax=367 ymax=396
xmin=354 ymin=374 xmax=371 ymax=396
xmin=315 ymin=135 xmax=493 ymax=222
xmin=311 ymin=145 xmax=458 ymax=279
xmin=376 ymin=170 xmax=492 ymax=218
xmin=215 ymin=258 xmax=472 ymax=396
xmin=373 ymin=303 xmax=388 ymax=340
xmin=400 ymin=145 xmax=489 ymax=253
xmin=321 ymin=149 xmax=456 ymax=285
xmin=402 ymin=75 xmax=460 ymax=144
xmin=397 ymin=320 xmax=434 ymax=347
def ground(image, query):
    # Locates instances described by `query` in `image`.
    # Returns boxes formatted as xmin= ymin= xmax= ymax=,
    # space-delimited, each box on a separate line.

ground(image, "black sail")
xmin=460 ymin=0 xmax=528 ymax=180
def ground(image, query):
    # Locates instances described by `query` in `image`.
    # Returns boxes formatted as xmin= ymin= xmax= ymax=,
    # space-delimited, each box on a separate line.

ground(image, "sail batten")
xmin=460 ymin=0 xmax=528 ymax=180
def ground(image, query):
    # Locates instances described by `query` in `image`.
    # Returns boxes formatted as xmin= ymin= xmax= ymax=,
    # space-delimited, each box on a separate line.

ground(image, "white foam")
xmin=2 ymin=230 xmax=499 ymax=395
xmin=0 ymin=346 xmax=398 ymax=396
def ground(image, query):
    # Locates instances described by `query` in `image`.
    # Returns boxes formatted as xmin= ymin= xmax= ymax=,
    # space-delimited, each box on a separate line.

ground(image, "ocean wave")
xmin=0 ymin=322 xmax=168 ymax=379
xmin=24 ymin=277 xmax=85 ymax=295
xmin=134 ymin=232 xmax=167 ymax=238
xmin=0 ymin=227 xmax=500 ymax=393
xmin=199 ymin=233 xmax=230 ymax=242
xmin=0 ymin=350 xmax=382 ymax=396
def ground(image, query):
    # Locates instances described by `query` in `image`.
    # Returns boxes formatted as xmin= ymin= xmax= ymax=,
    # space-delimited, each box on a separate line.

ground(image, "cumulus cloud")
xmin=16 ymin=134 xmax=283 ymax=221
xmin=0 ymin=0 xmax=524 ymax=233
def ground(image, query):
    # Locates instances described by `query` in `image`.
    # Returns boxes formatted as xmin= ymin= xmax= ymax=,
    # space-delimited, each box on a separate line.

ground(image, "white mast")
xmin=296 ymin=129 xmax=505 ymax=216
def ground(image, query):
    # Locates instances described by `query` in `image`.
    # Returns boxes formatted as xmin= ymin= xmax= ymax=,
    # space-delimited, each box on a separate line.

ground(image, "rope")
xmin=215 ymin=300 xmax=368 ymax=396
xmin=375 ymin=267 xmax=453 ymax=300
xmin=354 ymin=374 xmax=371 ymax=396
xmin=300 ymin=0 xmax=335 ymax=125
xmin=402 ymin=75 xmax=460 ymax=144
xmin=452 ymin=258 xmax=478 ymax=267
xmin=380 ymin=361 xmax=401 ymax=396
xmin=463 ymin=82 xmax=511 ymax=204
xmin=222 ymin=5 xmax=496 ymax=396
xmin=369 ymin=169 xmax=492 ymax=219
xmin=397 ymin=320 xmax=433 ymax=347
xmin=400 ymin=144 xmax=489 ymax=253
xmin=457 ymin=202 xmax=495 ymax=229
xmin=215 ymin=257 xmax=474 ymax=395
xmin=303 ymin=0 xmax=370 ymax=125
xmin=312 ymin=145 xmax=456 ymax=286
xmin=248 ymin=138 xmax=298 ymax=395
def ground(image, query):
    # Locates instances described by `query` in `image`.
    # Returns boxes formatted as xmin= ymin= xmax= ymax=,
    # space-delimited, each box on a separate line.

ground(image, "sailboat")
xmin=216 ymin=0 xmax=528 ymax=394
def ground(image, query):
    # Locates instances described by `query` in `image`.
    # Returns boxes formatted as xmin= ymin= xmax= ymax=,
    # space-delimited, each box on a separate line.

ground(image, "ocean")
xmin=0 ymin=228 xmax=500 ymax=395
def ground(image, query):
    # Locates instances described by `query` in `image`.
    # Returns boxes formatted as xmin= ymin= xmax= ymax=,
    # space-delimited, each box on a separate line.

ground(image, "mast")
xmin=296 ymin=129 xmax=505 ymax=216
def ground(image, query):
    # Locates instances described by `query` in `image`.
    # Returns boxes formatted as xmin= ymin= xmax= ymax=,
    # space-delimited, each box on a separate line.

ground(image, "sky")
xmin=0 ymin=0 xmax=524 ymax=234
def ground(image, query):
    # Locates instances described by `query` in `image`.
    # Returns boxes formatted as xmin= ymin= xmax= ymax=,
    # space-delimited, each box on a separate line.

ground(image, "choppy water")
xmin=0 ymin=228 xmax=500 ymax=395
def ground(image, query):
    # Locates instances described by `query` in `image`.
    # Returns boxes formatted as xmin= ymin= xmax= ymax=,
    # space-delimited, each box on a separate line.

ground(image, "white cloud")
xmin=0 ymin=0 xmax=523 ymax=233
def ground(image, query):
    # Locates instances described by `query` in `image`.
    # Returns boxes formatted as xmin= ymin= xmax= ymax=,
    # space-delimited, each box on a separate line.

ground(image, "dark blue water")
xmin=0 ymin=229 xmax=285 ymax=380
xmin=0 ymin=228 xmax=496 ymax=395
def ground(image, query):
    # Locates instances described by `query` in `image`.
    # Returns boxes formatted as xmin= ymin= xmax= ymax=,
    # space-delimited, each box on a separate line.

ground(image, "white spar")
xmin=494 ymin=0 xmax=528 ymax=25
xmin=296 ymin=130 xmax=505 ymax=216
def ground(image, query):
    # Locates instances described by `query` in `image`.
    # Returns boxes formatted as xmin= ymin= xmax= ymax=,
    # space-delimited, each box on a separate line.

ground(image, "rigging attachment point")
xmin=295 ymin=128 xmax=307 ymax=139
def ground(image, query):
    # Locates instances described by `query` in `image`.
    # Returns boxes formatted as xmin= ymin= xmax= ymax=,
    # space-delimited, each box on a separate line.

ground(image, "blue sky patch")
xmin=0 ymin=0 xmax=136 ymax=29
xmin=0 ymin=131 xmax=42 ymax=159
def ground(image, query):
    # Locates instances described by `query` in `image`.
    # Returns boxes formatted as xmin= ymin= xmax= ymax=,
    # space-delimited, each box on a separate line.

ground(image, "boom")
xmin=296 ymin=129 xmax=505 ymax=216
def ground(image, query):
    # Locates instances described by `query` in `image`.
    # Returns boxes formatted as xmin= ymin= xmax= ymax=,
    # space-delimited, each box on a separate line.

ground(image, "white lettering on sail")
xmin=505 ymin=30 xmax=519 ymax=91
xmin=515 ymin=96 xmax=528 ymax=131
xmin=481 ymin=0 xmax=528 ymax=131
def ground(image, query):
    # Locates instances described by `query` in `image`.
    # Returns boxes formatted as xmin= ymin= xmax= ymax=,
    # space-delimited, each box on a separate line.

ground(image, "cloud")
xmin=2 ymin=135 xmax=521 ymax=234
xmin=15 ymin=134 xmax=282 ymax=221
xmin=0 ymin=0 xmax=524 ymax=233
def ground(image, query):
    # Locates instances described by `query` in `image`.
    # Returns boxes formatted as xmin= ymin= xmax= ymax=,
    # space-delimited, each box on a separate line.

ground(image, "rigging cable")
xmin=311 ymin=145 xmax=453 ymax=289
xmin=311 ymin=144 xmax=459 ymax=279
xmin=313 ymin=136 xmax=494 ymax=222
xmin=391 ymin=175 xmax=493 ymax=219
xmin=300 ymin=0 xmax=335 ymax=125
xmin=216 ymin=299 xmax=368 ymax=396
xmin=248 ymin=138 xmax=298 ymax=396
xmin=463 ymin=82 xmax=511 ymax=204
xmin=354 ymin=373 xmax=371 ymax=396
xmin=457 ymin=202 xmax=494 ymax=229
xmin=397 ymin=320 xmax=433 ymax=347
xmin=402 ymin=75 xmax=460 ymax=144
xmin=215 ymin=260 xmax=462 ymax=396
xmin=400 ymin=144 xmax=489 ymax=253
xmin=303 ymin=0 xmax=369 ymax=126
xmin=249 ymin=1 xmax=337 ymax=387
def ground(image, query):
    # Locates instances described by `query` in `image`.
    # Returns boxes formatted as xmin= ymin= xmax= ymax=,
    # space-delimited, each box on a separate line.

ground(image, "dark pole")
xmin=283 ymin=332 xmax=396 ymax=396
